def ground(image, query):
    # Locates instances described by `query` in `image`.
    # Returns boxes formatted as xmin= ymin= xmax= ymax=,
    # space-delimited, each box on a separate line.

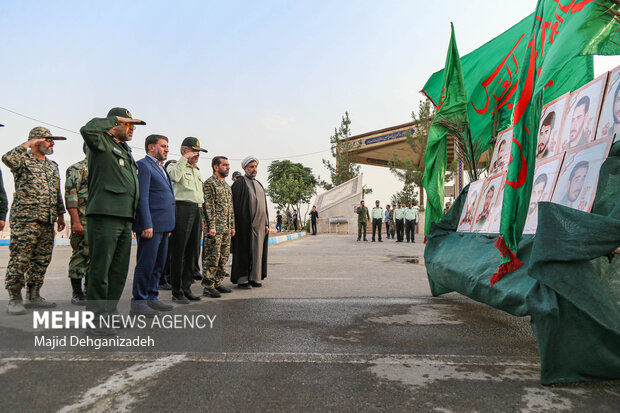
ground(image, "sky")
xmin=1 ymin=0 xmax=618 ymax=220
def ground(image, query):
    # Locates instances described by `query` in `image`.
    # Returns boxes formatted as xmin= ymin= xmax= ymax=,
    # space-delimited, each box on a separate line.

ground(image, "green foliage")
xmin=321 ymin=112 xmax=363 ymax=190
xmin=266 ymin=160 xmax=317 ymax=225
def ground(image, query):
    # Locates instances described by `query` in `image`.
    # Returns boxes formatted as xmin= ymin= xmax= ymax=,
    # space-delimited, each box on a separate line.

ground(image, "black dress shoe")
xmin=215 ymin=285 xmax=232 ymax=293
xmin=379 ymin=239 xmax=383 ymax=242
xmin=130 ymin=306 xmax=161 ymax=318
xmin=172 ymin=295 xmax=190 ymax=304
xmin=237 ymin=283 xmax=252 ymax=289
xmin=158 ymin=282 xmax=172 ymax=291
xmin=248 ymin=281 xmax=262 ymax=287
xmin=148 ymin=300 xmax=173 ymax=311
xmin=183 ymin=291 xmax=201 ymax=301
xmin=203 ymin=288 xmax=221 ymax=298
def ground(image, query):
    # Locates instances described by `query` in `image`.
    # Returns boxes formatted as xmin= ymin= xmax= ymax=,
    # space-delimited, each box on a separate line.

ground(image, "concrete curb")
xmin=0 ymin=232 xmax=308 ymax=247
xmin=268 ymin=231 xmax=307 ymax=245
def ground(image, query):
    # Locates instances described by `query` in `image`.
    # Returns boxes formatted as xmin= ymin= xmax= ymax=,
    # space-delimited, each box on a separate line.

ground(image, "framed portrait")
xmin=486 ymin=173 xmax=508 ymax=234
xmin=595 ymin=65 xmax=620 ymax=144
xmin=523 ymin=154 xmax=564 ymax=234
xmin=471 ymin=173 xmax=505 ymax=233
xmin=536 ymin=93 xmax=569 ymax=161
xmin=457 ymin=179 xmax=485 ymax=233
xmin=551 ymin=137 xmax=614 ymax=212
xmin=558 ymin=73 xmax=607 ymax=152
xmin=488 ymin=127 xmax=512 ymax=175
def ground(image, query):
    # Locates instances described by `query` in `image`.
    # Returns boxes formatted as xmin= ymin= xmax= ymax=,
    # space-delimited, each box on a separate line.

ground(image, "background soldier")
xmin=356 ymin=200 xmax=370 ymax=242
xmin=65 ymin=143 xmax=89 ymax=305
xmin=202 ymin=156 xmax=235 ymax=298
xmin=394 ymin=202 xmax=405 ymax=242
xmin=2 ymin=127 xmax=66 ymax=315
xmin=371 ymin=200 xmax=383 ymax=242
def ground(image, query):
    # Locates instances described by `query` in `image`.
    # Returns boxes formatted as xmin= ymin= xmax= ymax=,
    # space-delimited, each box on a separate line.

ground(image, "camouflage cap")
xmin=107 ymin=107 xmax=146 ymax=125
xmin=28 ymin=126 xmax=67 ymax=140
xmin=232 ymin=171 xmax=242 ymax=178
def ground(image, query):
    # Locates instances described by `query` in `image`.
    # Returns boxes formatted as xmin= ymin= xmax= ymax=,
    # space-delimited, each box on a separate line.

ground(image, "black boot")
xmin=71 ymin=278 xmax=87 ymax=306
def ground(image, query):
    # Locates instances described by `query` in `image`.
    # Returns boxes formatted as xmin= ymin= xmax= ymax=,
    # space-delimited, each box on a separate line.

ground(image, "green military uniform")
xmin=2 ymin=145 xmax=65 ymax=293
xmin=202 ymin=174 xmax=235 ymax=289
xmin=80 ymin=110 xmax=140 ymax=318
xmin=356 ymin=204 xmax=370 ymax=241
xmin=65 ymin=159 xmax=89 ymax=280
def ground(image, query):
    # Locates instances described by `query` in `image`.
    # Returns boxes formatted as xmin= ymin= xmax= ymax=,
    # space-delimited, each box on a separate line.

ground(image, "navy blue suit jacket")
xmin=134 ymin=156 xmax=176 ymax=233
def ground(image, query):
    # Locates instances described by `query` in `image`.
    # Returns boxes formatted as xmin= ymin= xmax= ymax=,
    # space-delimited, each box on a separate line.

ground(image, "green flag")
xmin=422 ymin=23 xmax=469 ymax=238
xmin=492 ymin=0 xmax=620 ymax=285
xmin=422 ymin=13 xmax=593 ymax=152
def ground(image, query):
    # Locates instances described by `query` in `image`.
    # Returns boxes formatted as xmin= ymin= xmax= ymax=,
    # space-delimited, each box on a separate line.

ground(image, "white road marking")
xmin=2 ymin=352 xmax=539 ymax=367
xmin=56 ymin=354 xmax=186 ymax=413
xmin=0 ymin=361 xmax=18 ymax=375
xmin=281 ymin=277 xmax=354 ymax=280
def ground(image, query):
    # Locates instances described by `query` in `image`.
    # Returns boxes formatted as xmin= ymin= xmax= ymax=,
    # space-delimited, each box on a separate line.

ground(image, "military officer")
xmin=80 ymin=107 xmax=144 ymax=334
xmin=2 ymin=127 xmax=66 ymax=315
xmin=394 ymin=202 xmax=405 ymax=242
xmin=202 ymin=156 xmax=235 ymax=298
xmin=356 ymin=200 xmax=370 ymax=242
xmin=371 ymin=200 xmax=383 ymax=242
xmin=231 ymin=171 xmax=241 ymax=182
xmin=65 ymin=143 xmax=89 ymax=305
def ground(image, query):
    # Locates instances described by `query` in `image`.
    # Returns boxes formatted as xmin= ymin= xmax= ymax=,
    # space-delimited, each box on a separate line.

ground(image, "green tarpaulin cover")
xmin=425 ymin=142 xmax=620 ymax=385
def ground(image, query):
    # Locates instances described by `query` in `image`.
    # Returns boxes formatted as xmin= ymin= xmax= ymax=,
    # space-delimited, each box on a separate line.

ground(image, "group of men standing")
xmin=356 ymin=200 xmax=418 ymax=243
xmin=1 ymin=108 xmax=269 ymax=335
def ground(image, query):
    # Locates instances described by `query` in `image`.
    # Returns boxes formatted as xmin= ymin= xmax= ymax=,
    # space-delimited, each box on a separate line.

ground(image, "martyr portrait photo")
xmin=457 ymin=179 xmax=485 ymax=233
xmin=522 ymin=154 xmax=564 ymax=234
xmin=551 ymin=137 xmax=613 ymax=212
xmin=595 ymin=66 xmax=620 ymax=143
xmin=558 ymin=73 xmax=607 ymax=152
xmin=488 ymin=127 xmax=512 ymax=175
xmin=471 ymin=173 xmax=504 ymax=233
xmin=536 ymin=93 xmax=569 ymax=160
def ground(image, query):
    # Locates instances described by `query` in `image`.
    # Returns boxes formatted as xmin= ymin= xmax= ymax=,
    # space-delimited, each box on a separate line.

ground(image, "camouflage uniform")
xmin=65 ymin=159 xmax=89 ymax=280
xmin=2 ymin=145 xmax=65 ymax=292
xmin=202 ymin=174 xmax=234 ymax=289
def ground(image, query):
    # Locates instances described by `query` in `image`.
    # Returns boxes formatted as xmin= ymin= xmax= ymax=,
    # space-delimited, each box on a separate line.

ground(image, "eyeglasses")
xmin=44 ymin=138 xmax=54 ymax=142
xmin=121 ymin=122 xmax=136 ymax=130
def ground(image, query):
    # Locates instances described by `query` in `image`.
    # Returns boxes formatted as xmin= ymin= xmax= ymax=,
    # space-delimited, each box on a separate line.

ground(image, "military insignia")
xmin=126 ymin=109 xmax=131 ymax=118
xmin=195 ymin=140 xmax=200 ymax=147
xmin=119 ymin=159 xmax=125 ymax=167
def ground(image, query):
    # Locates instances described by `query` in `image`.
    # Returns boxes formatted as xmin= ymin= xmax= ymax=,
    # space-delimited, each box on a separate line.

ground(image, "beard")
xmin=40 ymin=146 xmax=53 ymax=155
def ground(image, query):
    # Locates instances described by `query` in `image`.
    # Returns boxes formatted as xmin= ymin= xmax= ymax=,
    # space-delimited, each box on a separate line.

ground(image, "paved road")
xmin=0 ymin=234 xmax=619 ymax=412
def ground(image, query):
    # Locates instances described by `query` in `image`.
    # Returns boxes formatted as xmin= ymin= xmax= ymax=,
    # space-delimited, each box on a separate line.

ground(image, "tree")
xmin=321 ymin=112 xmax=361 ymax=190
xmin=266 ymin=160 xmax=317 ymax=226
xmin=390 ymin=99 xmax=455 ymax=208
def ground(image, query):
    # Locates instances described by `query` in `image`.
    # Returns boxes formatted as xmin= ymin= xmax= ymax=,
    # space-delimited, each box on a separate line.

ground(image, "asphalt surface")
xmin=0 ymin=233 xmax=619 ymax=412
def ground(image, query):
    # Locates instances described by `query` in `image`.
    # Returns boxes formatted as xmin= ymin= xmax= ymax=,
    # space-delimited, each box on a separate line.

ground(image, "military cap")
xmin=232 ymin=171 xmax=242 ymax=178
xmin=28 ymin=126 xmax=66 ymax=140
xmin=181 ymin=137 xmax=208 ymax=153
xmin=375 ymin=200 xmax=380 ymax=203
xmin=107 ymin=107 xmax=146 ymax=125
